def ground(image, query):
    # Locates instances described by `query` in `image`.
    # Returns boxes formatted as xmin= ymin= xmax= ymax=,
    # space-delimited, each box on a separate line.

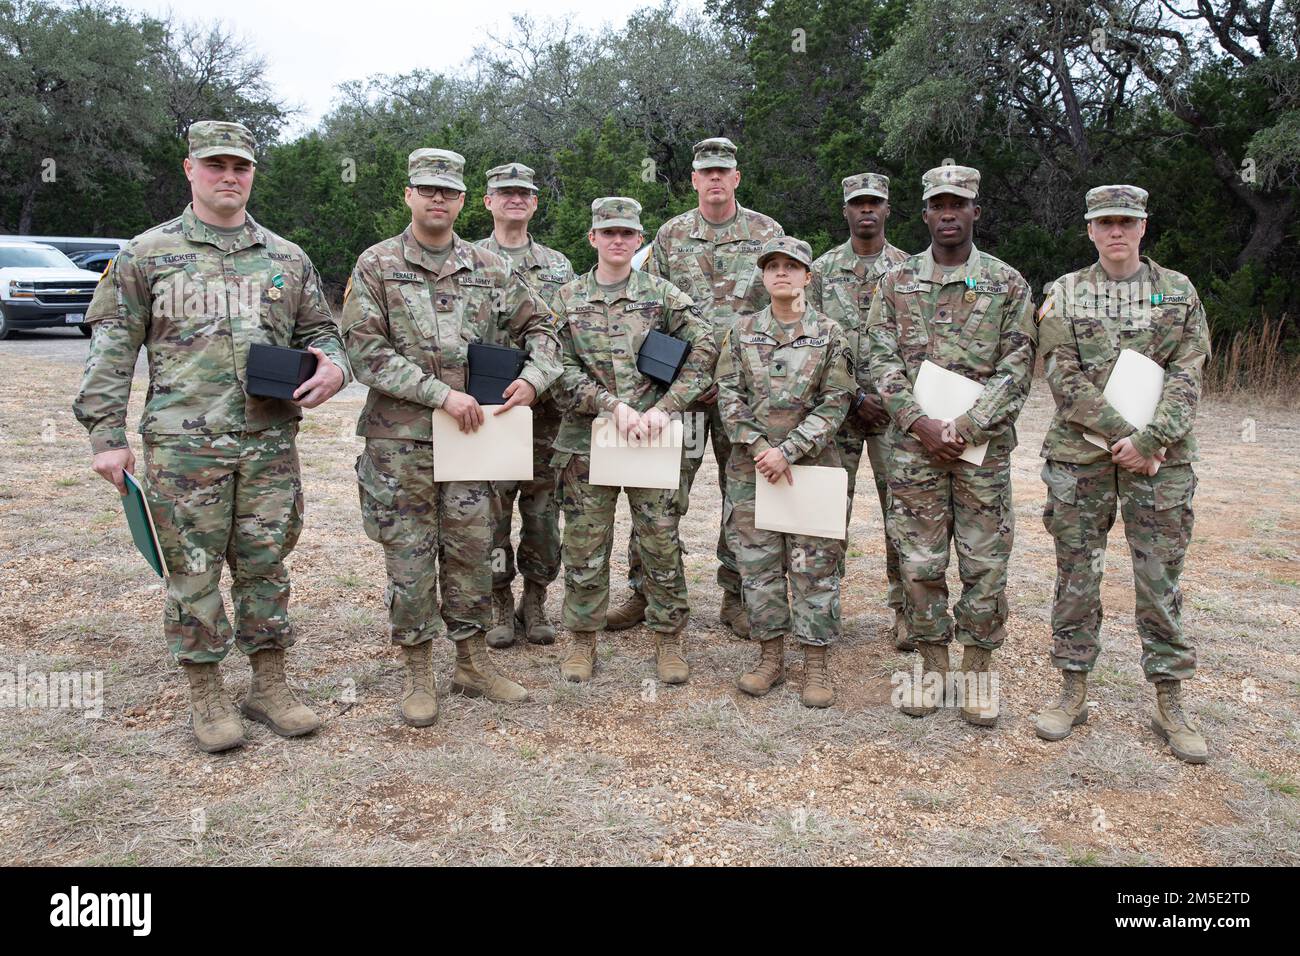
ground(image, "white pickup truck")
xmin=0 ymin=241 xmax=107 ymax=339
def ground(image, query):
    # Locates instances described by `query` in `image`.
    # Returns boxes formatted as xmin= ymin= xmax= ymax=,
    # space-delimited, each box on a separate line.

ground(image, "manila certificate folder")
xmin=589 ymin=415 xmax=684 ymax=490
xmin=912 ymin=359 xmax=990 ymax=466
xmin=432 ymin=406 xmax=533 ymax=482
xmin=755 ymin=464 xmax=848 ymax=540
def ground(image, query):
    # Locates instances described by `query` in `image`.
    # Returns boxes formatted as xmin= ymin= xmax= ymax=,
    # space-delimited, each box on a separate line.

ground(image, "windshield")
xmin=0 ymin=246 xmax=78 ymax=269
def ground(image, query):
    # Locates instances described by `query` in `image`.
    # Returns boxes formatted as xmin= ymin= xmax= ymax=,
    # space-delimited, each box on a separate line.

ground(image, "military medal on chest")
xmin=964 ymin=276 xmax=977 ymax=303
xmin=267 ymin=273 xmax=285 ymax=301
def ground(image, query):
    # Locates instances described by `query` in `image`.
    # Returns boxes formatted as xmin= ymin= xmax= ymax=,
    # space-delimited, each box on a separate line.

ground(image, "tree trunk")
xmin=17 ymin=175 xmax=40 ymax=235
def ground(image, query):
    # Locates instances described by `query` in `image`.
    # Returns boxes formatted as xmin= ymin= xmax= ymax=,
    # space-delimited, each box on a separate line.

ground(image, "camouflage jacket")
xmin=73 ymin=204 xmax=352 ymax=454
xmin=474 ymin=234 xmax=574 ymax=314
xmin=341 ymin=228 xmax=562 ymax=441
xmin=645 ymin=204 xmax=784 ymax=351
xmin=475 ymin=234 xmax=574 ymax=413
xmin=553 ymin=268 xmax=716 ymax=456
xmin=715 ymin=305 xmax=854 ymax=484
xmin=809 ymin=238 xmax=910 ymax=437
xmin=1038 ymin=257 xmax=1210 ymax=464
xmin=864 ymin=244 xmax=1036 ymax=457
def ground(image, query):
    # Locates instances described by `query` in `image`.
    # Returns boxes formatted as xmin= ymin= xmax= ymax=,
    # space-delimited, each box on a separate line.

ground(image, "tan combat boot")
xmin=899 ymin=641 xmax=950 ymax=717
xmin=738 ymin=636 xmax=785 ymax=696
xmin=485 ymin=586 xmax=518 ymax=648
xmin=1151 ymin=679 xmax=1208 ymax=764
xmin=720 ymin=590 xmax=750 ymax=639
xmin=1034 ymin=671 xmax=1090 ymax=741
xmin=801 ymin=644 xmax=834 ymax=708
xmin=241 ymin=648 xmax=322 ymax=737
xmin=517 ymin=580 xmax=557 ymax=645
xmin=398 ymin=641 xmax=439 ymax=727
xmin=892 ymin=609 xmax=916 ymax=652
xmin=560 ymin=631 xmax=598 ymax=682
xmin=181 ymin=662 xmax=246 ymax=754
xmin=654 ymin=630 xmax=690 ymax=685
xmin=958 ymin=645 xmax=999 ymax=726
xmin=605 ymin=590 xmax=647 ymax=631
xmin=452 ymin=633 xmax=528 ymax=702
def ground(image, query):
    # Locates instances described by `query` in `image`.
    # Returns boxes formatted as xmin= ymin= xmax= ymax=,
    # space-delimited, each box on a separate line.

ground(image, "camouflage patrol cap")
xmin=1085 ymin=184 xmax=1149 ymax=220
xmin=486 ymin=162 xmax=538 ymax=192
xmin=692 ymin=137 xmax=738 ymax=170
xmin=188 ymin=121 xmax=257 ymax=164
xmin=843 ymin=172 xmax=889 ymax=202
xmin=590 ymin=196 xmax=644 ymax=232
xmin=921 ymin=164 xmax=980 ymax=200
xmin=408 ymin=148 xmax=466 ymax=191
xmin=756 ymin=236 xmax=813 ymax=270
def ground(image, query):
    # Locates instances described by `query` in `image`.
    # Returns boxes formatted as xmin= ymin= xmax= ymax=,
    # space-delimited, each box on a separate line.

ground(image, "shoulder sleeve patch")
xmin=1036 ymin=295 xmax=1053 ymax=326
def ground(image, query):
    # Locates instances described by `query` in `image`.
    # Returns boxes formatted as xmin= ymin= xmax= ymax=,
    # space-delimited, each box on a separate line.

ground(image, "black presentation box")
xmin=246 ymin=343 xmax=318 ymax=400
xmin=468 ymin=342 xmax=528 ymax=405
xmin=637 ymin=330 xmax=691 ymax=387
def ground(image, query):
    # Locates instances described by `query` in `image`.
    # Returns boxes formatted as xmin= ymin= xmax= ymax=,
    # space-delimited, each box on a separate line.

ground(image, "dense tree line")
xmin=2 ymin=0 xmax=1296 ymax=345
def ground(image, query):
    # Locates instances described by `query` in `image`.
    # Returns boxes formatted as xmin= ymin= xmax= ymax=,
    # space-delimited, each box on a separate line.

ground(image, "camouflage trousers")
xmin=490 ymin=404 xmax=561 ymax=589
xmin=628 ymin=400 xmax=741 ymax=597
xmin=726 ymin=480 xmax=843 ymax=646
xmin=835 ymin=424 xmax=904 ymax=610
xmin=885 ymin=434 xmax=1013 ymax=649
xmin=1042 ymin=459 xmax=1197 ymax=681
xmin=143 ymin=424 xmax=302 ymax=664
xmin=556 ymin=453 xmax=689 ymax=634
xmin=356 ymin=439 xmax=492 ymax=646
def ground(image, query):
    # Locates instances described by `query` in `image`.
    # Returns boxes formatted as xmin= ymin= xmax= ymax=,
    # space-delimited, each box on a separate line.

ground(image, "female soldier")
xmin=715 ymin=237 xmax=855 ymax=707
xmin=551 ymin=197 xmax=717 ymax=684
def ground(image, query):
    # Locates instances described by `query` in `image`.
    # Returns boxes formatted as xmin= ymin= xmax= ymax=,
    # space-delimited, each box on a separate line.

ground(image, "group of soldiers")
xmin=73 ymin=120 xmax=1210 ymax=766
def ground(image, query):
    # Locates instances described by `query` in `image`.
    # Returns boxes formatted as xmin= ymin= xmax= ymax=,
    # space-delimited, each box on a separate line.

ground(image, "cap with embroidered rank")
xmin=756 ymin=236 xmax=813 ymax=270
xmin=188 ymin=121 xmax=257 ymax=164
xmin=590 ymin=196 xmax=644 ymax=232
xmin=692 ymin=137 xmax=738 ymax=170
xmin=1084 ymin=184 xmax=1149 ymax=220
xmin=486 ymin=163 xmax=538 ymax=192
xmin=842 ymin=173 xmax=889 ymax=202
xmin=921 ymin=164 xmax=980 ymax=200
xmin=408 ymin=148 xmax=466 ymax=191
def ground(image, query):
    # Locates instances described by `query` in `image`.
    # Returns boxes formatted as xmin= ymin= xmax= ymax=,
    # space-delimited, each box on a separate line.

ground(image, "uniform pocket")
xmin=1041 ymin=460 xmax=1084 ymax=550
xmin=1154 ymin=465 xmax=1196 ymax=512
xmin=355 ymin=452 xmax=402 ymax=545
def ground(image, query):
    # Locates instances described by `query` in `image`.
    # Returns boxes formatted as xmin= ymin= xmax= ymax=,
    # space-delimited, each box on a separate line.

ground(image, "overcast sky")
xmin=120 ymin=0 xmax=685 ymax=135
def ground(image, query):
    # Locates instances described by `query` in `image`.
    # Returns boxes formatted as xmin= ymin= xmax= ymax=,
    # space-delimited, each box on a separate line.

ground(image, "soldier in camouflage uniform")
xmin=716 ymin=237 xmax=854 ymax=707
xmin=1033 ymin=185 xmax=1210 ymax=764
xmin=865 ymin=165 xmax=1036 ymax=726
xmin=609 ymin=137 xmax=784 ymax=638
xmin=73 ymin=121 xmax=352 ymax=753
xmin=552 ymin=197 xmax=716 ymax=684
xmin=475 ymin=163 xmax=575 ymax=649
xmin=342 ymin=148 xmax=562 ymax=727
xmin=809 ymin=173 xmax=912 ymax=650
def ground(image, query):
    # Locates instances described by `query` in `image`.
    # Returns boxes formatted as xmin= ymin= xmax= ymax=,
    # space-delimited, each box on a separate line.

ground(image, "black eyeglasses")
xmin=412 ymin=185 xmax=463 ymax=199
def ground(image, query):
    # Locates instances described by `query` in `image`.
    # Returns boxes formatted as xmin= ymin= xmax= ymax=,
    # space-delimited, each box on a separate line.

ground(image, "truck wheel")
xmin=0 ymin=306 xmax=14 ymax=341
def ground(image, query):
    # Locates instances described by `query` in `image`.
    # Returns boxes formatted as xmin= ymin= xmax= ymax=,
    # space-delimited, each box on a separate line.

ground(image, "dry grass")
xmin=1204 ymin=318 xmax=1300 ymax=407
xmin=1 ymin=335 xmax=1297 ymax=866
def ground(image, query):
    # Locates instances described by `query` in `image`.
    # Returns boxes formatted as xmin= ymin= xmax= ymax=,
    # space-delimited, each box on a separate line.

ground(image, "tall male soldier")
xmin=475 ymin=163 xmax=574 ymax=648
xmin=809 ymin=173 xmax=911 ymax=649
xmin=608 ymin=137 xmax=783 ymax=637
xmin=1033 ymin=186 xmax=1210 ymax=764
xmin=74 ymin=120 xmax=351 ymax=753
xmin=865 ymin=165 xmax=1036 ymax=727
xmin=342 ymin=149 xmax=561 ymax=727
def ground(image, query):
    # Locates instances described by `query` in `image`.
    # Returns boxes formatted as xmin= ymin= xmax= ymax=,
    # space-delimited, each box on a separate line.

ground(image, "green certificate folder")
xmin=122 ymin=471 xmax=169 ymax=578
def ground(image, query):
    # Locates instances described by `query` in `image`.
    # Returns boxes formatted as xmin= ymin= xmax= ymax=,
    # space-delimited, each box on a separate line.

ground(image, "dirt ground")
xmin=1 ymin=330 xmax=1296 ymax=866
